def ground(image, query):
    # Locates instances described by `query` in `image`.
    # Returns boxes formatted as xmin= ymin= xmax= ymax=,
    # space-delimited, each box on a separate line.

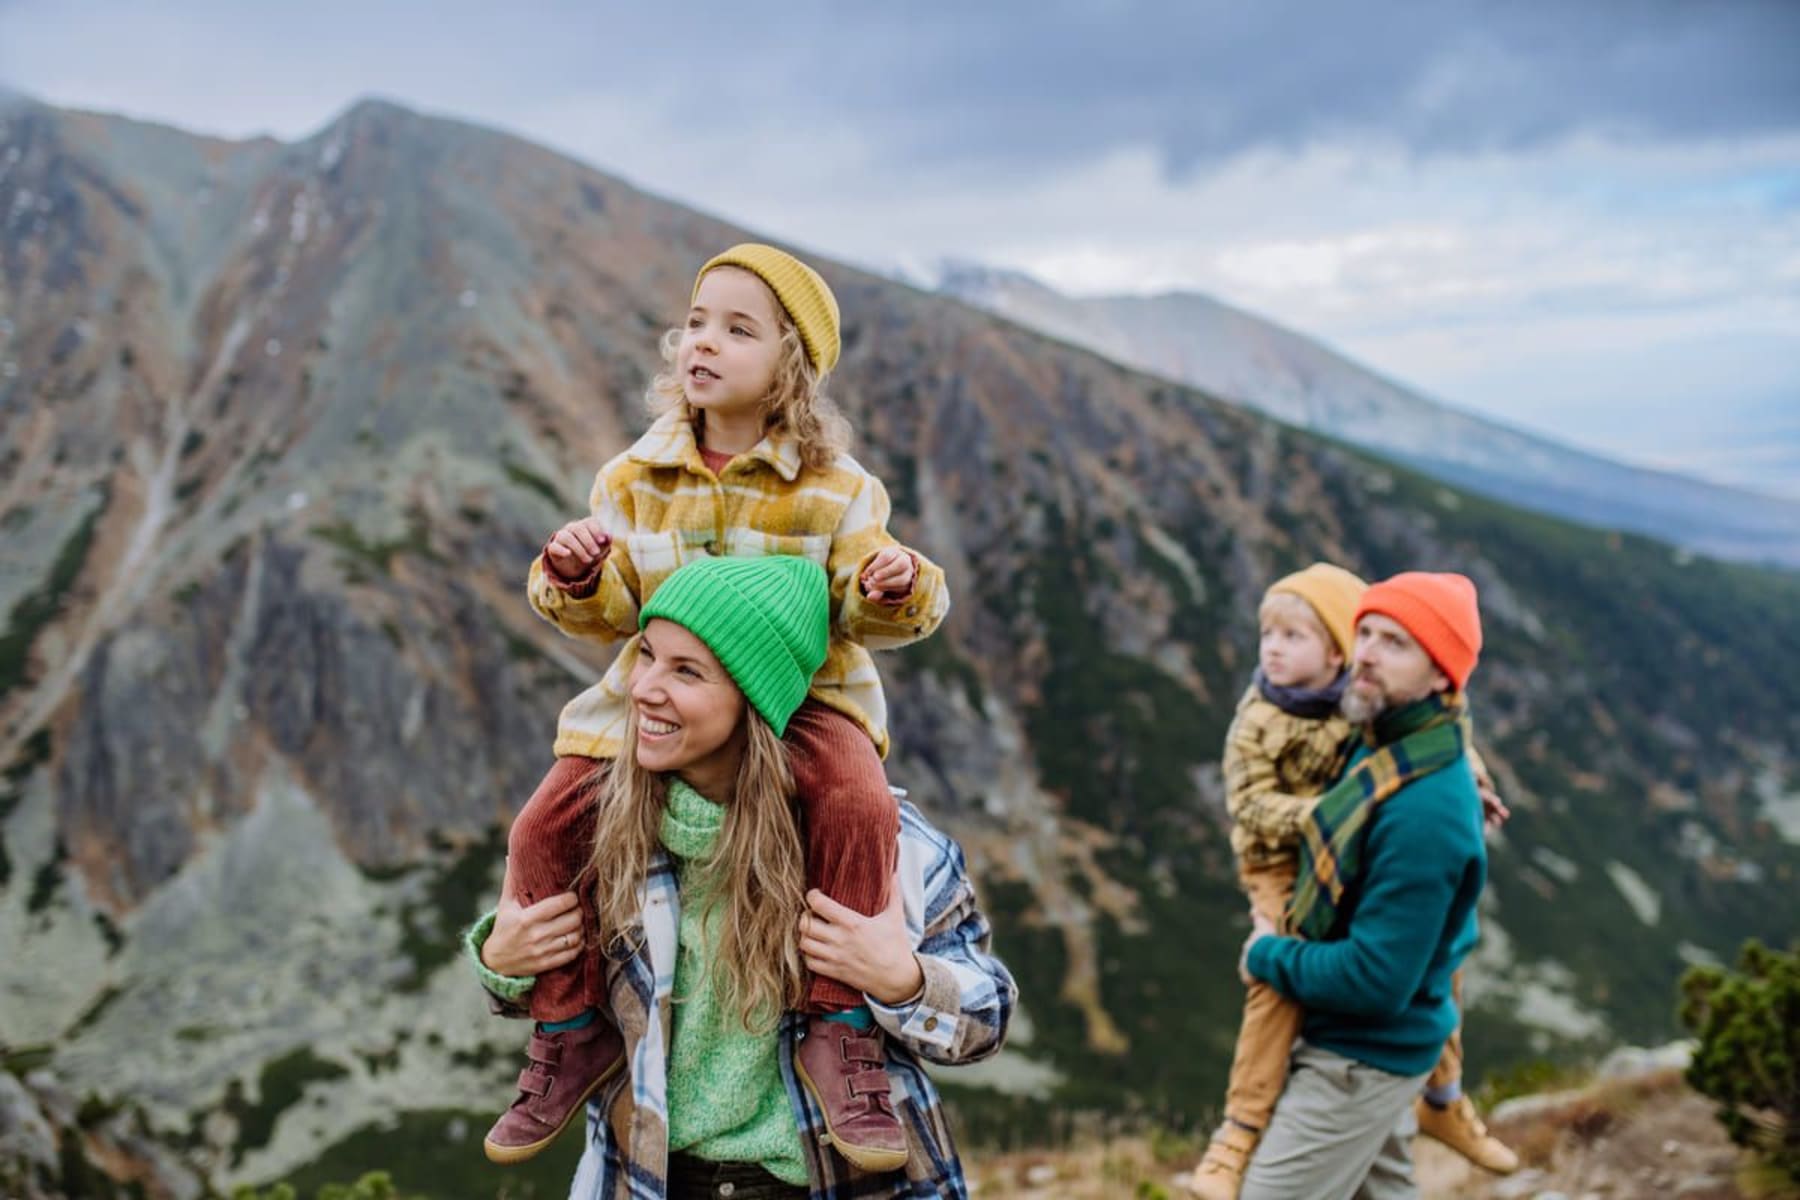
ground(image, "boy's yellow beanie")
xmin=1266 ymin=562 xmax=1368 ymax=658
xmin=694 ymin=243 xmax=841 ymax=374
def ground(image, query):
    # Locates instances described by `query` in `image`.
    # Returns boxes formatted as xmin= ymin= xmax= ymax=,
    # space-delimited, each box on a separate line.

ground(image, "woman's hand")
xmin=799 ymin=882 xmax=924 ymax=1006
xmin=481 ymin=858 xmax=585 ymax=978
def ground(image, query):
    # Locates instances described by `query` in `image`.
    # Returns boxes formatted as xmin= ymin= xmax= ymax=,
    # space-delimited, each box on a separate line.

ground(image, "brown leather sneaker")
xmin=483 ymin=1018 xmax=624 ymax=1164
xmin=794 ymin=1017 xmax=908 ymax=1173
xmin=1414 ymin=1095 xmax=1520 ymax=1174
xmin=1181 ymin=1122 xmax=1257 ymax=1200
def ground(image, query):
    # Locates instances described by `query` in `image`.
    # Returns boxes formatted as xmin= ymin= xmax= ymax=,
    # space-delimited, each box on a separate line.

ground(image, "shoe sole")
xmin=794 ymin=1058 xmax=909 ymax=1173
xmin=483 ymin=1058 xmax=624 ymax=1165
xmin=1415 ymin=1127 xmax=1519 ymax=1175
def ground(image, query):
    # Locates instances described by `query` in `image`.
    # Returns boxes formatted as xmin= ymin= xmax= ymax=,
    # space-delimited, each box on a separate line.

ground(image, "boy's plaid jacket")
xmin=527 ymin=411 xmax=949 ymax=760
xmin=1223 ymin=684 xmax=1497 ymax=869
xmin=467 ymin=801 xmax=1017 ymax=1198
xmin=1222 ymin=685 xmax=1353 ymax=868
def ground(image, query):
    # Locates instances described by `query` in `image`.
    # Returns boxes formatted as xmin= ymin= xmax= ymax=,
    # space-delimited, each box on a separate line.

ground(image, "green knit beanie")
xmin=639 ymin=555 xmax=830 ymax=735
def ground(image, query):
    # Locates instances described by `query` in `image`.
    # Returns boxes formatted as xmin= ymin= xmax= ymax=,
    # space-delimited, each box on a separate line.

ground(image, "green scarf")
xmin=1286 ymin=692 xmax=1466 ymax=940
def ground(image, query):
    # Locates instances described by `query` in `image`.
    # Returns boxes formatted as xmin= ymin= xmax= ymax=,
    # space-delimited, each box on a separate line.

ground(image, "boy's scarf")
xmin=1255 ymin=667 xmax=1348 ymax=720
xmin=1286 ymin=691 xmax=1466 ymax=940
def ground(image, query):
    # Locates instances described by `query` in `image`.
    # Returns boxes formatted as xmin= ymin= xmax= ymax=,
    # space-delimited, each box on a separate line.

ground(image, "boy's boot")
xmin=1414 ymin=1095 xmax=1520 ymax=1174
xmin=483 ymin=1018 xmax=624 ymax=1164
xmin=795 ymin=1017 xmax=908 ymax=1172
xmin=1183 ymin=1122 xmax=1257 ymax=1200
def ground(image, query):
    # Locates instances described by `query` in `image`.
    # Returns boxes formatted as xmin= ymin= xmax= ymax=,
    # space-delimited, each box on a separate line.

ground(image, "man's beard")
xmin=1340 ymin=675 xmax=1386 ymax=724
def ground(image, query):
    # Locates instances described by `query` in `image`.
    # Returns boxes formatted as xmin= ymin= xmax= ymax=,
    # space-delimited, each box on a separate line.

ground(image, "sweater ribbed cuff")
xmin=463 ymin=910 xmax=537 ymax=1002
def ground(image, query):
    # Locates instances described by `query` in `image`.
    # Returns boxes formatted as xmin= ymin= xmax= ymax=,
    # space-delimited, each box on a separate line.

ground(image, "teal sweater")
xmin=1247 ymin=746 xmax=1486 ymax=1077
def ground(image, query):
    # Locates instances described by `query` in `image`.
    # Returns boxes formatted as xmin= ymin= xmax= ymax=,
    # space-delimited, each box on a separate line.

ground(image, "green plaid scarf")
xmin=1286 ymin=691 xmax=1467 ymax=940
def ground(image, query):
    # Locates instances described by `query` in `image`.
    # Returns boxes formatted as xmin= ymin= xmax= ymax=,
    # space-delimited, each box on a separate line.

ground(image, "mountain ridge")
xmin=936 ymin=262 xmax=1800 ymax=567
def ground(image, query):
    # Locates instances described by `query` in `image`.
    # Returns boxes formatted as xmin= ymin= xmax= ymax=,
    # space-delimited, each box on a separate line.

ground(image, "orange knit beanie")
xmin=1354 ymin=572 xmax=1482 ymax=690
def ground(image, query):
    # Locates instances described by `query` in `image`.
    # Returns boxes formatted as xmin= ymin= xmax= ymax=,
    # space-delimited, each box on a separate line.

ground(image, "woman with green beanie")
xmin=467 ymin=554 xmax=1015 ymax=1198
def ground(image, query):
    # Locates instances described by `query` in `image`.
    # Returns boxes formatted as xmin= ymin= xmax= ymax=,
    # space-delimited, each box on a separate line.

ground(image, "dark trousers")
xmin=666 ymin=1152 xmax=808 ymax=1198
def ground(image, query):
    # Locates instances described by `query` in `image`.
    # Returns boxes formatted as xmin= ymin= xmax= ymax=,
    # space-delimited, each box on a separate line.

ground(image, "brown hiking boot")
xmin=1181 ymin=1122 xmax=1256 ymax=1200
xmin=795 ymin=1017 xmax=908 ymax=1173
xmin=483 ymin=1018 xmax=624 ymax=1164
xmin=1414 ymin=1095 xmax=1519 ymax=1174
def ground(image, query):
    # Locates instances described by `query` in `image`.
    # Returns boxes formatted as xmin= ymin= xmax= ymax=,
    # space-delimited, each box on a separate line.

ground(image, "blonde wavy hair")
xmin=646 ymin=282 xmax=852 ymax=473
xmin=587 ymin=708 xmax=809 ymax=1031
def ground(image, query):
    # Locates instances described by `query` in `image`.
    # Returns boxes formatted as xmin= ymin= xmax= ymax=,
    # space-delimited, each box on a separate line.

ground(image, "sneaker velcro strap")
xmin=845 ymin=1068 xmax=890 ymax=1098
xmin=516 ymin=1068 xmax=553 ymax=1098
xmin=528 ymin=1035 xmax=564 ymax=1065
xmin=840 ymin=1036 xmax=883 ymax=1065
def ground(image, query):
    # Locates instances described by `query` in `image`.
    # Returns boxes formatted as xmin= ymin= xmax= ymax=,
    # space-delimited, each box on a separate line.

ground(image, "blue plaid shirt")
xmin=472 ymin=801 xmax=1016 ymax=1198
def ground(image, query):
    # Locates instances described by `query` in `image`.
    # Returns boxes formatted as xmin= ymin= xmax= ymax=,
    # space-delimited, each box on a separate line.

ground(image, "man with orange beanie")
xmin=1234 ymin=572 xmax=1495 ymax=1200
xmin=1186 ymin=566 xmax=1516 ymax=1198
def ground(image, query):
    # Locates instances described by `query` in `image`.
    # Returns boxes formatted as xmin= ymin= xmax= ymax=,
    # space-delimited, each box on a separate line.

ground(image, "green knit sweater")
xmin=659 ymin=779 xmax=808 ymax=1185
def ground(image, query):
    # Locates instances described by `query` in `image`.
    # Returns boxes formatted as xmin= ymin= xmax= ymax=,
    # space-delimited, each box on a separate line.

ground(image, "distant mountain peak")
xmin=938 ymin=260 xmax=1800 ymax=567
xmin=934 ymin=258 xmax=1050 ymax=293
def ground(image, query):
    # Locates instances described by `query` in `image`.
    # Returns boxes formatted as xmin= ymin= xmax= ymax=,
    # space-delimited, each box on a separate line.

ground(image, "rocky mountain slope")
xmin=937 ymin=264 xmax=1800 ymax=568
xmin=2 ymin=97 xmax=1798 ymax=1193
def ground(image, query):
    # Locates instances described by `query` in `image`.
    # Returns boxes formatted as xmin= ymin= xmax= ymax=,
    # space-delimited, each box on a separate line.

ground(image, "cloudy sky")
xmin=3 ymin=0 xmax=1797 ymax=495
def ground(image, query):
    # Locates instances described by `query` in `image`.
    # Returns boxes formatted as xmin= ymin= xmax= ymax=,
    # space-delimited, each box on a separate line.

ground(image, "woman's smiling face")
xmin=629 ymin=618 xmax=748 ymax=795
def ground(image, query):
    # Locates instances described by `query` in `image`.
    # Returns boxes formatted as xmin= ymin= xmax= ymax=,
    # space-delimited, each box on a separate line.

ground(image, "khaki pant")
xmin=1224 ymin=860 xmax=1463 ymax=1131
xmin=1240 ymin=1041 xmax=1426 ymax=1200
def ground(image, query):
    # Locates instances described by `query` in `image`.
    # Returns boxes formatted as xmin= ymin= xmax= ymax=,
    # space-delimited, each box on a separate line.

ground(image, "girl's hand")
xmin=545 ymin=518 xmax=611 ymax=578
xmin=481 ymin=858 xmax=585 ymax=978
xmin=859 ymin=547 xmax=916 ymax=603
xmin=798 ymin=882 xmax=923 ymax=1006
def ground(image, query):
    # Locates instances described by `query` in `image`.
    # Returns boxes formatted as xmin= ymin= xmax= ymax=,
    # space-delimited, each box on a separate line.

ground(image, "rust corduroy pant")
xmin=505 ymin=700 xmax=898 ymax=1020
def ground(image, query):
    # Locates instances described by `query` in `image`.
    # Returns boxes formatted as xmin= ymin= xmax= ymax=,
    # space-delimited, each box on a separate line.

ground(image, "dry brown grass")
xmin=970 ymin=1068 xmax=1800 ymax=1200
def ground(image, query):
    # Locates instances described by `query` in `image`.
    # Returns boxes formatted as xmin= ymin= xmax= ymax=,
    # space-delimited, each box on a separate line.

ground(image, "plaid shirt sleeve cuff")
xmin=869 ymin=954 xmax=960 ymax=1052
xmin=464 ymin=910 xmax=537 ymax=1005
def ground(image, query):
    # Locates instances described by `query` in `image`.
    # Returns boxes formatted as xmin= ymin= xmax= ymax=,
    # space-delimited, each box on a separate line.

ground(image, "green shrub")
xmin=231 ymin=1170 xmax=402 ymax=1200
xmin=1679 ymin=939 xmax=1800 ymax=1181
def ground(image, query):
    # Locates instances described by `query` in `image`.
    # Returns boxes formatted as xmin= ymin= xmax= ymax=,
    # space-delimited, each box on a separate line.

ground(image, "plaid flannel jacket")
xmin=468 ymin=801 xmax=1016 ymax=1198
xmin=527 ymin=411 xmax=949 ymax=760
xmin=1222 ymin=683 xmax=1496 ymax=870
xmin=1222 ymin=684 xmax=1354 ymax=868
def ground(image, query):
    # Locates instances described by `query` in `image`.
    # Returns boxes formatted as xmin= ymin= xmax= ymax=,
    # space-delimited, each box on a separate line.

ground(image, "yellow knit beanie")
xmin=1265 ymin=562 xmax=1368 ymax=659
xmin=694 ymin=243 xmax=841 ymax=373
